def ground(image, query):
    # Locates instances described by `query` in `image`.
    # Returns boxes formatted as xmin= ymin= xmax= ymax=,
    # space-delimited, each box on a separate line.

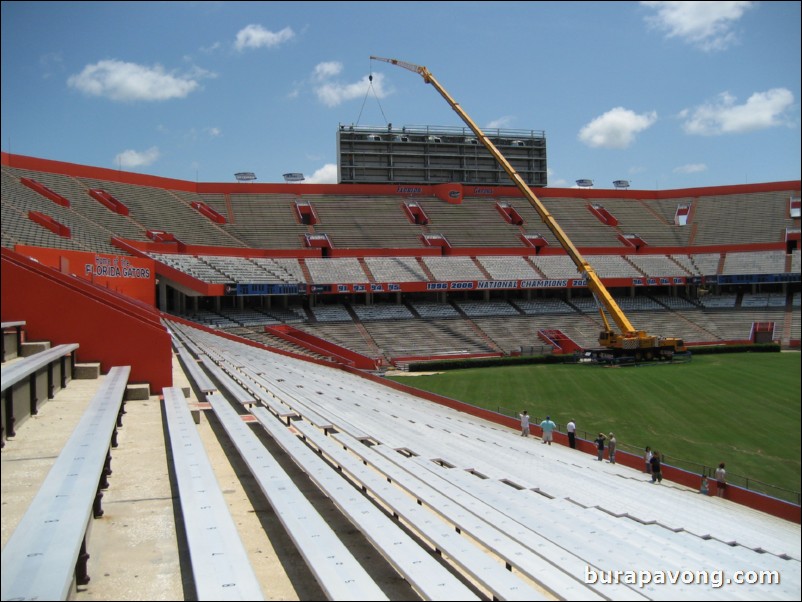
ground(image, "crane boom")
xmin=372 ymin=56 xmax=687 ymax=359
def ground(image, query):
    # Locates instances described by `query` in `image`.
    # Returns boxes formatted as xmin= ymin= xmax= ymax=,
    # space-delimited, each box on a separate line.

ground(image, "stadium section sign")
xmin=16 ymin=246 xmax=155 ymax=305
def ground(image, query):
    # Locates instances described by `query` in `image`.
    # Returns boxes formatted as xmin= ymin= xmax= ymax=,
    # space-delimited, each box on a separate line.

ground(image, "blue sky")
xmin=2 ymin=1 xmax=800 ymax=189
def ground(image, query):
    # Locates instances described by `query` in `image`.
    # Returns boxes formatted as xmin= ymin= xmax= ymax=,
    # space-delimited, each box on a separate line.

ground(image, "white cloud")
xmin=674 ymin=163 xmax=708 ymax=174
xmin=115 ymin=147 xmax=160 ymax=169
xmin=578 ymin=107 xmax=657 ymax=149
xmin=486 ymin=116 xmax=515 ymax=130
xmin=205 ymin=127 xmax=222 ymax=138
xmin=313 ymin=61 xmax=343 ymax=81
xmin=200 ymin=42 xmax=222 ymax=54
xmin=641 ymin=1 xmax=755 ymax=52
xmin=39 ymin=52 xmax=63 ymax=79
xmin=234 ymin=24 xmax=294 ymax=51
xmin=68 ymin=60 xmax=204 ymax=102
xmin=315 ymin=72 xmax=388 ymax=108
xmin=680 ymin=88 xmax=795 ymax=135
xmin=304 ymin=163 xmax=338 ymax=184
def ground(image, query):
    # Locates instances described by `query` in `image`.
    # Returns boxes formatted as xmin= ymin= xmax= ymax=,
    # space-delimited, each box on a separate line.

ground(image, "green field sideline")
xmin=388 ymin=352 xmax=801 ymax=501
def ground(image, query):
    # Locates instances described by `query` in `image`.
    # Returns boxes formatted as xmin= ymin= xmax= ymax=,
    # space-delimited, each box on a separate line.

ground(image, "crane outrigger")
xmin=372 ymin=56 xmax=687 ymax=361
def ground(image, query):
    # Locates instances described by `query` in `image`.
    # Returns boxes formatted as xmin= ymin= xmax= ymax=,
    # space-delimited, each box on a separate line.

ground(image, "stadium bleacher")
xmin=1 ymin=155 xmax=800 ymax=600
xmin=2 ymin=160 xmax=799 ymax=357
xmin=160 ymin=321 xmax=801 ymax=600
xmin=2 ymin=157 xmax=799 ymax=364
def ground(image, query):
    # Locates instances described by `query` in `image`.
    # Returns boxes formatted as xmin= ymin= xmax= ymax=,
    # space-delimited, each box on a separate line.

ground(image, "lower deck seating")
xmin=205 ymin=295 xmax=799 ymax=366
xmin=163 ymin=322 xmax=801 ymax=600
xmin=1 ymin=342 xmax=79 ymax=445
xmin=252 ymin=408 xmax=483 ymax=601
xmin=1 ymin=366 xmax=130 ymax=601
xmin=162 ymin=387 xmax=264 ymax=600
xmin=1 ymin=320 xmax=26 ymax=362
xmin=170 ymin=324 xmax=390 ymax=601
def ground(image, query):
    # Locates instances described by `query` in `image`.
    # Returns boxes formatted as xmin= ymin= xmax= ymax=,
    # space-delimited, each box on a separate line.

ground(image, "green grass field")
xmin=388 ymin=352 xmax=801 ymax=502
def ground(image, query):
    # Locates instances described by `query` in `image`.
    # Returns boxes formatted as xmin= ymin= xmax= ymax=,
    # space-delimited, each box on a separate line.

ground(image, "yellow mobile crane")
xmin=372 ymin=56 xmax=687 ymax=361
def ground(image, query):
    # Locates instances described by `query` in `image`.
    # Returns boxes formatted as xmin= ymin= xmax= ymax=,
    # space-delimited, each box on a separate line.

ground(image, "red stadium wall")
xmin=16 ymin=246 xmax=155 ymax=306
xmin=2 ymin=152 xmax=197 ymax=193
xmin=1 ymin=248 xmax=172 ymax=393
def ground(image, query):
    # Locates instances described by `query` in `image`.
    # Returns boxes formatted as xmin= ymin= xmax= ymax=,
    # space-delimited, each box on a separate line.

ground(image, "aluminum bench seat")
xmin=163 ymin=387 xmax=264 ymax=600
xmin=202 ymin=391 xmax=387 ymax=601
xmin=1 ymin=366 xmax=130 ymax=601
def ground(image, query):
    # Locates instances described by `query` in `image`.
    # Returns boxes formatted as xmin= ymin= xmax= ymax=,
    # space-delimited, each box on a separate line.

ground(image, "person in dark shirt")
xmin=650 ymin=451 xmax=663 ymax=483
xmin=594 ymin=432 xmax=606 ymax=461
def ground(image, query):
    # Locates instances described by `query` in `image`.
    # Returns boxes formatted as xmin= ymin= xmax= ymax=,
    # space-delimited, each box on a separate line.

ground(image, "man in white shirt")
xmin=519 ymin=410 xmax=530 ymax=437
xmin=567 ymin=419 xmax=576 ymax=448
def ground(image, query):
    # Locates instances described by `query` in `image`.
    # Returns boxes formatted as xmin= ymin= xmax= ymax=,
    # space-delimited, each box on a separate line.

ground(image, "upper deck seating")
xmin=691 ymin=190 xmax=797 ymax=246
xmin=417 ymin=197 xmax=524 ymax=247
xmin=597 ymin=197 xmax=691 ymax=246
xmin=2 ymin=169 xmax=118 ymax=254
xmin=722 ymin=250 xmax=788 ymax=275
xmin=303 ymin=195 xmax=424 ymax=248
xmin=77 ymin=177 xmax=242 ymax=248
